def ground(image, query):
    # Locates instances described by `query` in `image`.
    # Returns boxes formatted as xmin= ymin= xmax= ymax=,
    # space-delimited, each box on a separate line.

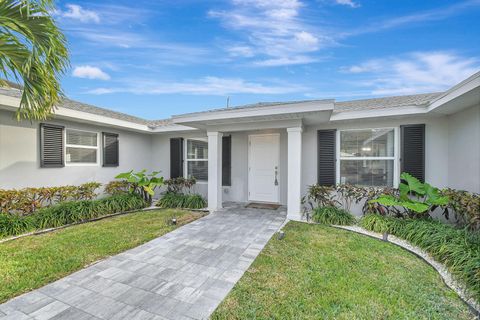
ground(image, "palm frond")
xmin=0 ymin=0 xmax=69 ymax=120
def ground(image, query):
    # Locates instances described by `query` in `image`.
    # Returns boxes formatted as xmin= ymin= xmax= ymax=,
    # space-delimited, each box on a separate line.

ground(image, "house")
xmin=0 ymin=72 xmax=479 ymax=220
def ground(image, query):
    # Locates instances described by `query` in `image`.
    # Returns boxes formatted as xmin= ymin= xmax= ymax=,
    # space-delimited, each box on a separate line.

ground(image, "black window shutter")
xmin=170 ymin=138 xmax=184 ymax=178
xmin=222 ymin=135 xmax=232 ymax=186
xmin=102 ymin=132 xmax=119 ymax=167
xmin=317 ymin=129 xmax=336 ymax=186
xmin=40 ymin=123 xmax=64 ymax=168
xmin=401 ymin=124 xmax=425 ymax=182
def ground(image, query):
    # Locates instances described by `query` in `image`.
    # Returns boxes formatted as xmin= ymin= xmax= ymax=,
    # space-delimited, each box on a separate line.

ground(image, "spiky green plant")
xmin=311 ymin=206 xmax=355 ymax=226
xmin=0 ymin=0 xmax=69 ymax=120
xmin=156 ymin=193 xmax=206 ymax=209
xmin=360 ymin=214 xmax=480 ymax=302
xmin=0 ymin=194 xmax=147 ymax=237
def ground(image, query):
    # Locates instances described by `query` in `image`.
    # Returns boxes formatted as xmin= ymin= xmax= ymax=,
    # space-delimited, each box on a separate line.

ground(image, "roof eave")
xmin=171 ymin=100 xmax=335 ymax=124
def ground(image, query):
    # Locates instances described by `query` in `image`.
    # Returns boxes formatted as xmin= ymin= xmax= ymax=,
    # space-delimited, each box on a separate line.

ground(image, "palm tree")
xmin=0 ymin=0 xmax=69 ymax=120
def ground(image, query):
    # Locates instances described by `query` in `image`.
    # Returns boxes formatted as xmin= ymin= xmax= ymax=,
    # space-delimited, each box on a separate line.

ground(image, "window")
xmin=185 ymin=138 xmax=208 ymax=181
xmin=65 ymin=129 xmax=98 ymax=165
xmin=338 ymin=128 xmax=397 ymax=187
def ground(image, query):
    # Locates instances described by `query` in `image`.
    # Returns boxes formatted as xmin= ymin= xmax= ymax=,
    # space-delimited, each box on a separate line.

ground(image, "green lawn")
xmin=212 ymin=222 xmax=473 ymax=320
xmin=0 ymin=209 xmax=203 ymax=303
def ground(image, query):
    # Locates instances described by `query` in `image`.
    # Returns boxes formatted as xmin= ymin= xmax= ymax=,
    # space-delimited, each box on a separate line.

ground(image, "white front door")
xmin=248 ymin=134 xmax=280 ymax=203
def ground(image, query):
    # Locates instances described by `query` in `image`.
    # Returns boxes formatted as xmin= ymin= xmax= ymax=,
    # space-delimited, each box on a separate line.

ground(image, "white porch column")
xmin=287 ymin=127 xmax=303 ymax=221
xmin=207 ymin=131 xmax=223 ymax=211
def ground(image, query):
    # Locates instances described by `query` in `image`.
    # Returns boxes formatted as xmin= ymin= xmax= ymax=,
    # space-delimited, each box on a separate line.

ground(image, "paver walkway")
xmin=0 ymin=205 xmax=286 ymax=320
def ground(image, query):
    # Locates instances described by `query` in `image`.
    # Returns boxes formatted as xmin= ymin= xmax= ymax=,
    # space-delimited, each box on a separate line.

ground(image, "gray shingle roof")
xmin=0 ymin=85 xmax=445 ymax=128
xmin=0 ymin=87 xmax=155 ymax=126
xmin=334 ymin=93 xmax=443 ymax=112
xmin=174 ymin=99 xmax=333 ymax=117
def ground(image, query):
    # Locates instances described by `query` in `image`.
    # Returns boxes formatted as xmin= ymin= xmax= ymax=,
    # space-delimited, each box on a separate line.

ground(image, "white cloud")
xmin=227 ymin=46 xmax=255 ymax=57
xmin=342 ymin=52 xmax=479 ymax=95
xmin=57 ymin=4 xmax=100 ymax=23
xmin=87 ymin=77 xmax=308 ymax=95
xmin=335 ymin=0 xmax=360 ymax=8
xmin=73 ymin=66 xmax=110 ymax=80
xmin=254 ymin=56 xmax=318 ymax=66
xmin=209 ymin=0 xmax=329 ymax=66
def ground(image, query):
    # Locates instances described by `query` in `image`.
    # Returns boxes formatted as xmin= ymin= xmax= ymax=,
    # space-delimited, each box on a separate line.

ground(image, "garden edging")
xmin=333 ymin=224 xmax=480 ymax=317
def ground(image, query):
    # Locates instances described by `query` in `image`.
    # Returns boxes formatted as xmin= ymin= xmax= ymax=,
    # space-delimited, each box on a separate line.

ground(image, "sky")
xmin=54 ymin=0 xmax=480 ymax=120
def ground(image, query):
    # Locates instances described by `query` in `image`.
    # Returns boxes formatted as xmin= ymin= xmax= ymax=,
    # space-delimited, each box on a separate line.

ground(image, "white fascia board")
xmin=171 ymin=100 xmax=334 ymax=124
xmin=329 ymin=105 xmax=428 ymax=121
xmin=150 ymin=124 xmax=198 ymax=133
xmin=428 ymin=71 xmax=480 ymax=113
xmin=55 ymin=107 xmax=151 ymax=132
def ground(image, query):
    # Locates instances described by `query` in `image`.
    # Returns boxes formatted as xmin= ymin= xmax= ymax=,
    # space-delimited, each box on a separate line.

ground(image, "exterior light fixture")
xmin=277 ymin=231 xmax=285 ymax=240
xmin=171 ymin=218 xmax=177 ymax=225
xmin=382 ymin=232 xmax=389 ymax=242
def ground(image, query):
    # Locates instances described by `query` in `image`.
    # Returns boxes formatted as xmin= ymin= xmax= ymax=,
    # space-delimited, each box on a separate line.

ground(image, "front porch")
xmin=206 ymin=126 xmax=303 ymax=221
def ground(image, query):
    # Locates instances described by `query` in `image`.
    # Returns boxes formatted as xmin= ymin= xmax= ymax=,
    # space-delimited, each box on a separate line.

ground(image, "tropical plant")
xmin=0 ymin=194 xmax=147 ymax=237
xmin=104 ymin=180 xmax=130 ymax=195
xmin=311 ymin=206 xmax=355 ymax=226
xmin=115 ymin=170 xmax=164 ymax=204
xmin=440 ymin=188 xmax=480 ymax=231
xmin=360 ymin=214 xmax=480 ymax=301
xmin=0 ymin=182 xmax=101 ymax=215
xmin=164 ymin=177 xmax=197 ymax=194
xmin=301 ymin=185 xmax=338 ymax=211
xmin=0 ymin=0 xmax=69 ymax=120
xmin=370 ymin=172 xmax=449 ymax=218
xmin=335 ymin=184 xmax=365 ymax=211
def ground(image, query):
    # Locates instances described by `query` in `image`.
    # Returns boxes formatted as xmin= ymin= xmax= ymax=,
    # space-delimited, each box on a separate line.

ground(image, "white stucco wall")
xmin=301 ymin=115 xmax=450 ymax=215
xmin=447 ymin=104 xmax=480 ymax=193
xmin=2 ymin=104 xmax=477 ymax=208
xmin=151 ymin=129 xmax=289 ymax=205
xmin=150 ymin=131 xmax=208 ymax=197
xmin=0 ymin=110 xmax=153 ymax=189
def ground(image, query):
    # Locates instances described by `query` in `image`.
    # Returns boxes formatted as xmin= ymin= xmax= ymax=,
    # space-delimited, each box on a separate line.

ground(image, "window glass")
xmin=340 ymin=128 xmax=394 ymax=157
xmin=340 ymin=160 xmax=394 ymax=187
xmin=186 ymin=139 xmax=208 ymax=181
xmin=66 ymin=147 xmax=97 ymax=163
xmin=67 ymin=130 xmax=97 ymax=147
xmin=66 ymin=130 xmax=98 ymax=164
xmin=339 ymin=128 xmax=395 ymax=187
xmin=187 ymin=161 xmax=208 ymax=181
xmin=187 ymin=139 xmax=208 ymax=159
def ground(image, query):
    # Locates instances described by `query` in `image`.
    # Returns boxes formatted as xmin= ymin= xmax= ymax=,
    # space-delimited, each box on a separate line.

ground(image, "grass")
xmin=0 ymin=209 xmax=202 ymax=303
xmin=212 ymin=222 xmax=473 ymax=320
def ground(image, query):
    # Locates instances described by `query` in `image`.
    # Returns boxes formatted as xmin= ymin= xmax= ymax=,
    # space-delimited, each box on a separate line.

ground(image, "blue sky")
xmin=55 ymin=0 xmax=480 ymax=120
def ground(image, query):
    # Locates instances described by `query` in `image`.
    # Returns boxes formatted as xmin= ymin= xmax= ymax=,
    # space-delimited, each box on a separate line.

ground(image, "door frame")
xmin=247 ymin=133 xmax=280 ymax=203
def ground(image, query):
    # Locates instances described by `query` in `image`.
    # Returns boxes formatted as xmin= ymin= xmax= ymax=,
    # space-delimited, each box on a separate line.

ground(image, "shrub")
xmin=114 ymin=170 xmax=164 ymax=204
xmin=0 ymin=182 xmax=102 ymax=215
xmin=302 ymin=185 xmax=338 ymax=210
xmin=360 ymin=214 xmax=480 ymax=301
xmin=156 ymin=192 xmax=206 ymax=209
xmin=311 ymin=206 xmax=355 ymax=225
xmin=0 ymin=194 xmax=147 ymax=237
xmin=164 ymin=177 xmax=197 ymax=194
xmin=104 ymin=180 xmax=131 ymax=195
xmin=441 ymin=188 xmax=480 ymax=231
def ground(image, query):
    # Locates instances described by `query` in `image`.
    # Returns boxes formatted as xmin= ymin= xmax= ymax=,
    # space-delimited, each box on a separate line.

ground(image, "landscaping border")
xmin=0 ymin=206 xmax=205 ymax=244
xmin=332 ymin=224 xmax=480 ymax=317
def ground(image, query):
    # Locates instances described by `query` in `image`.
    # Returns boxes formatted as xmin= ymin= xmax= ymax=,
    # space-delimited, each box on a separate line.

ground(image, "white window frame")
xmin=336 ymin=127 xmax=400 ymax=187
xmin=184 ymin=137 xmax=208 ymax=183
xmin=64 ymin=128 xmax=100 ymax=166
